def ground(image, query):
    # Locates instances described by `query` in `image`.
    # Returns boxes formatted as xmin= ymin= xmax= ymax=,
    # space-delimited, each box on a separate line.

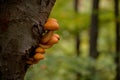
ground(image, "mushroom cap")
xmin=35 ymin=47 xmax=45 ymax=53
xmin=46 ymin=34 xmax=59 ymax=45
xmin=33 ymin=53 xmax=44 ymax=60
xmin=44 ymin=19 xmax=59 ymax=30
xmin=53 ymin=33 xmax=60 ymax=40
xmin=47 ymin=18 xmax=57 ymax=22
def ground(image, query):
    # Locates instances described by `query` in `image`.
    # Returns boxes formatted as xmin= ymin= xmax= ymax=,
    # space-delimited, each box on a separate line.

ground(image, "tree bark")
xmin=89 ymin=0 xmax=99 ymax=59
xmin=114 ymin=0 xmax=120 ymax=80
xmin=0 ymin=0 xmax=56 ymax=80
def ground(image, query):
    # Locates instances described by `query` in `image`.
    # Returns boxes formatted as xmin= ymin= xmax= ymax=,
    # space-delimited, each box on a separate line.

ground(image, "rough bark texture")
xmin=89 ymin=0 xmax=99 ymax=59
xmin=0 ymin=0 xmax=56 ymax=80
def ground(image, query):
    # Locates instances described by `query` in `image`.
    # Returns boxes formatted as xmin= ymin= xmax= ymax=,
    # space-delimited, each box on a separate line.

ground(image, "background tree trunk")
xmin=74 ymin=0 xmax=81 ymax=80
xmin=114 ymin=0 xmax=120 ymax=80
xmin=0 ymin=0 xmax=56 ymax=80
xmin=74 ymin=0 xmax=80 ymax=57
xmin=89 ymin=0 xmax=99 ymax=59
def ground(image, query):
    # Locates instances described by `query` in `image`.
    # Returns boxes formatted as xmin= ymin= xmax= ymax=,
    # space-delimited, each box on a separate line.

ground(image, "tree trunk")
xmin=74 ymin=0 xmax=81 ymax=80
xmin=0 ymin=0 xmax=56 ymax=80
xmin=114 ymin=0 xmax=120 ymax=80
xmin=89 ymin=0 xmax=99 ymax=59
xmin=74 ymin=0 xmax=80 ymax=57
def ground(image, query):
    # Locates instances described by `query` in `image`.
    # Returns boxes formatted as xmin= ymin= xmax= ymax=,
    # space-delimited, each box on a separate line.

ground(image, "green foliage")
xmin=25 ymin=0 xmax=117 ymax=80
xmin=25 ymin=55 xmax=115 ymax=80
xmin=50 ymin=0 xmax=90 ymax=35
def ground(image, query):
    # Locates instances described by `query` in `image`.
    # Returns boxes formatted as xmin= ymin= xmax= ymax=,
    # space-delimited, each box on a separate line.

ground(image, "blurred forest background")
xmin=25 ymin=0 xmax=120 ymax=80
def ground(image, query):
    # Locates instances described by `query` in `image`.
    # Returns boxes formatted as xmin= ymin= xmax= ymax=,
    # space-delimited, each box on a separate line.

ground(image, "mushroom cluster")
xmin=26 ymin=18 xmax=60 ymax=65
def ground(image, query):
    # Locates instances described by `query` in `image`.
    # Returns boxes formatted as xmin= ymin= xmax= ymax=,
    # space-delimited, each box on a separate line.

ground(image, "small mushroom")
xmin=33 ymin=53 xmax=44 ymax=61
xmin=53 ymin=33 xmax=60 ymax=40
xmin=40 ymin=31 xmax=54 ymax=44
xmin=47 ymin=18 xmax=57 ymax=22
xmin=39 ymin=43 xmax=53 ymax=49
xmin=35 ymin=47 xmax=45 ymax=53
xmin=46 ymin=34 xmax=59 ymax=45
xmin=44 ymin=18 xmax=59 ymax=31
xmin=41 ymin=18 xmax=59 ymax=43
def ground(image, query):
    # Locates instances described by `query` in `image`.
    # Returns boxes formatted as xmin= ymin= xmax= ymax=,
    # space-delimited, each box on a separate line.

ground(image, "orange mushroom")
xmin=47 ymin=18 xmax=57 ymax=22
xmin=40 ymin=31 xmax=54 ymax=44
xmin=41 ymin=18 xmax=60 ymax=44
xmin=46 ymin=34 xmax=59 ymax=45
xmin=53 ymin=33 xmax=60 ymax=40
xmin=33 ymin=53 xmax=44 ymax=61
xmin=39 ymin=43 xmax=53 ymax=49
xmin=28 ymin=18 xmax=60 ymax=64
xmin=44 ymin=18 xmax=59 ymax=30
xmin=35 ymin=47 xmax=45 ymax=53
